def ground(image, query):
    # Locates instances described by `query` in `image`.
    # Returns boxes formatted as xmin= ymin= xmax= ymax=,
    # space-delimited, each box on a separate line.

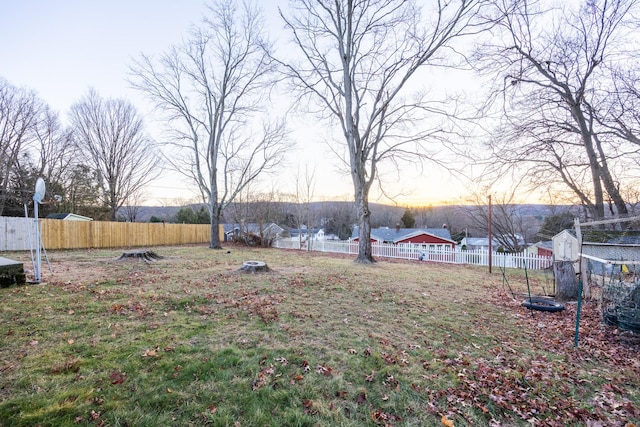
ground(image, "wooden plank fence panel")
xmin=0 ymin=217 xmax=220 ymax=250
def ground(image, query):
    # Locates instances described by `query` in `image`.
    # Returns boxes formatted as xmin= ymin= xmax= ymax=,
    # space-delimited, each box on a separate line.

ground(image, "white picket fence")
xmin=273 ymin=238 xmax=553 ymax=270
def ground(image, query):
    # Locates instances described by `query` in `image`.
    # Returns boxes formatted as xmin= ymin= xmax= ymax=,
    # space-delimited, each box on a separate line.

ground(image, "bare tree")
xmin=32 ymin=107 xmax=73 ymax=181
xmin=477 ymin=0 xmax=639 ymax=221
xmin=32 ymin=106 xmax=77 ymax=212
xmin=119 ymin=191 xmax=147 ymax=222
xmin=461 ymin=190 xmax=539 ymax=252
xmin=293 ymin=164 xmax=316 ymax=250
xmin=1 ymin=98 xmax=90 ymax=217
xmin=58 ymin=164 xmax=102 ymax=217
xmin=278 ymin=0 xmax=492 ymax=262
xmin=130 ymin=0 xmax=288 ymax=249
xmin=0 ymin=78 xmax=41 ymax=215
xmin=317 ymin=200 xmax=357 ymax=240
xmin=69 ymin=89 xmax=160 ymax=221
xmin=596 ymin=67 xmax=640 ymax=149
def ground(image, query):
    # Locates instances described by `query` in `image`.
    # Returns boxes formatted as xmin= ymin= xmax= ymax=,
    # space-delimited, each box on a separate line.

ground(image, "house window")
xmin=398 ymin=244 xmax=412 ymax=255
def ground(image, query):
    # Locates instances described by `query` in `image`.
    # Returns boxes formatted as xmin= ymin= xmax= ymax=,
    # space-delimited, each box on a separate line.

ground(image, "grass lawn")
xmin=0 ymin=245 xmax=638 ymax=426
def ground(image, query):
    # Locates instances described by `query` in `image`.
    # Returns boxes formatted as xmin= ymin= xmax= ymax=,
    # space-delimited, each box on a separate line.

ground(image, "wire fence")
xmin=273 ymin=238 xmax=553 ymax=270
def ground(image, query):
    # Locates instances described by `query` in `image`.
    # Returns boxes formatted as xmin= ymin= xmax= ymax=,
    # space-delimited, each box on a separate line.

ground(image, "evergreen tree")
xmin=538 ymin=212 xmax=576 ymax=239
xmin=175 ymin=206 xmax=210 ymax=224
xmin=400 ymin=208 xmax=416 ymax=228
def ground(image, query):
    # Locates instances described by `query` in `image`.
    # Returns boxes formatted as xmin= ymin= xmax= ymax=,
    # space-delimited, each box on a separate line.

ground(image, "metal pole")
xmin=488 ymin=195 xmax=492 ymax=274
xmin=25 ymin=203 xmax=35 ymax=275
xmin=573 ymin=217 xmax=584 ymax=347
xmin=574 ymin=280 xmax=583 ymax=348
xmin=34 ymin=200 xmax=41 ymax=283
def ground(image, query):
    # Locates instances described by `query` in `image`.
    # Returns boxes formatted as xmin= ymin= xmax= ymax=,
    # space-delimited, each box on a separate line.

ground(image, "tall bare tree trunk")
xmin=279 ymin=0 xmax=489 ymax=264
xmin=209 ymin=176 xmax=222 ymax=249
xmin=354 ymin=184 xmax=373 ymax=263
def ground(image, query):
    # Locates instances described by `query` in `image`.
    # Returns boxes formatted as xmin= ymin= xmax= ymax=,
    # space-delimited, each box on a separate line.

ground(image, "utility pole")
xmin=488 ymin=195 xmax=492 ymax=274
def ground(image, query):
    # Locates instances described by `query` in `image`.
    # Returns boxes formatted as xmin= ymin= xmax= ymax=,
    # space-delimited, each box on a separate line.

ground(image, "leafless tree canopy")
xmin=278 ymin=0 xmax=493 ymax=262
xmin=130 ymin=0 xmax=288 ymax=248
xmin=0 ymin=78 xmax=42 ymax=215
xmin=69 ymin=89 xmax=159 ymax=221
xmin=33 ymin=106 xmax=75 ymax=186
xmin=477 ymin=0 xmax=640 ymax=221
xmin=461 ymin=190 xmax=539 ymax=252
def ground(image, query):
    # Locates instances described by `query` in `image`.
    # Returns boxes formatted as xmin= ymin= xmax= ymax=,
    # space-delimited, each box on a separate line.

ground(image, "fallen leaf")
xmin=109 ymin=371 xmax=126 ymax=385
xmin=365 ymin=370 xmax=376 ymax=382
xmin=316 ymin=364 xmax=332 ymax=376
xmin=442 ymin=414 xmax=454 ymax=427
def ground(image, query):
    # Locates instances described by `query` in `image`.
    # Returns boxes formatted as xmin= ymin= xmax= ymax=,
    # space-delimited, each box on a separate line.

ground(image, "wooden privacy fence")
xmin=0 ymin=217 xmax=220 ymax=250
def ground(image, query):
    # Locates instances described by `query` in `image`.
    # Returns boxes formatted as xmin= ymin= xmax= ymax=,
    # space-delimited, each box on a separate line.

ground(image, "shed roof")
xmin=582 ymin=230 xmax=640 ymax=246
xmin=222 ymin=223 xmax=284 ymax=235
xmin=45 ymin=213 xmax=93 ymax=221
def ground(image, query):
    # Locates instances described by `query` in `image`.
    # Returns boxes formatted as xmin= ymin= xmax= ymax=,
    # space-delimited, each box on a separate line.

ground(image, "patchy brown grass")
xmin=0 ymin=245 xmax=638 ymax=427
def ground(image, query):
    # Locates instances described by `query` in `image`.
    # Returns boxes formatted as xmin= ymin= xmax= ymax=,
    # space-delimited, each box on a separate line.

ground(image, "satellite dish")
xmin=34 ymin=178 xmax=46 ymax=204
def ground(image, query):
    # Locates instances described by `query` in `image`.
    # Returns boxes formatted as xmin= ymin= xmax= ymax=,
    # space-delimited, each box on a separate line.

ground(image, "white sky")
xmin=1 ymin=0 xmax=485 ymax=207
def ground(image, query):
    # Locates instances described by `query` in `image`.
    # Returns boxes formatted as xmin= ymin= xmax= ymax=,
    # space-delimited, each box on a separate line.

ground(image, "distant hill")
xmin=120 ymin=201 xmax=576 ymax=227
xmin=118 ymin=205 xmax=184 ymax=222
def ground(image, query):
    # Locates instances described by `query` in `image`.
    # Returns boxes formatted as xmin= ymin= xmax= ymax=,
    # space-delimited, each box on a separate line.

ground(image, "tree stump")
xmin=238 ymin=260 xmax=270 ymax=273
xmin=554 ymin=260 xmax=578 ymax=301
xmin=116 ymin=250 xmax=163 ymax=263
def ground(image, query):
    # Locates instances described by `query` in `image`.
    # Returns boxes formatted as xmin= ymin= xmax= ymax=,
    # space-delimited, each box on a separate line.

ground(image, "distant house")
xmin=289 ymin=228 xmax=326 ymax=241
xmin=46 ymin=213 xmax=93 ymax=221
xmin=223 ymin=223 xmax=284 ymax=243
xmin=526 ymin=241 xmax=553 ymax=257
xmin=459 ymin=237 xmax=499 ymax=251
xmin=351 ymin=227 xmax=455 ymax=251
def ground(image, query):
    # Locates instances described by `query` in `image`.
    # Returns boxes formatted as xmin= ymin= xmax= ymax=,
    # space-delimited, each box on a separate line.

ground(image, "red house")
xmin=526 ymin=241 xmax=553 ymax=258
xmin=351 ymin=227 xmax=456 ymax=258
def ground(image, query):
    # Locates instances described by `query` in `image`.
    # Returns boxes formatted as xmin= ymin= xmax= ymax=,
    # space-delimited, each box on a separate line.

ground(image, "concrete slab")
xmin=0 ymin=256 xmax=26 ymax=287
xmin=0 ymin=257 xmax=23 ymax=267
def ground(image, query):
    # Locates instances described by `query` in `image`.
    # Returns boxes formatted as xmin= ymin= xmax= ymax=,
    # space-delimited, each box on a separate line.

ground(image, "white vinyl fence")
xmin=273 ymin=238 xmax=552 ymax=270
xmin=0 ymin=216 xmax=33 ymax=251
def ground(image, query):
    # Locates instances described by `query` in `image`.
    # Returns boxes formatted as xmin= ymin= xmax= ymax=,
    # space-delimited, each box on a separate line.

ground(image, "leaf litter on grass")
xmin=0 ymin=246 xmax=638 ymax=426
